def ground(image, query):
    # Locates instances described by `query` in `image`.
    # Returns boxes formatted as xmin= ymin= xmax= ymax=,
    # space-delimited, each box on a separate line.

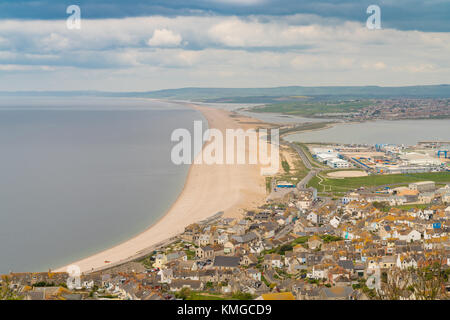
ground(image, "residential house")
xmin=197 ymin=234 xmax=212 ymax=246
xmin=169 ymin=280 xmax=203 ymax=292
xmin=263 ymin=254 xmax=283 ymax=269
xmin=319 ymin=286 xmax=354 ymax=300
xmin=196 ymin=246 xmax=215 ymax=259
xmin=308 ymin=235 xmax=323 ymax=250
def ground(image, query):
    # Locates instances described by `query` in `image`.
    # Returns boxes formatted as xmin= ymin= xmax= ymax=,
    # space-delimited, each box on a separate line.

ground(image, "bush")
xmin=175 ymin=287 xmax=192 ymax=300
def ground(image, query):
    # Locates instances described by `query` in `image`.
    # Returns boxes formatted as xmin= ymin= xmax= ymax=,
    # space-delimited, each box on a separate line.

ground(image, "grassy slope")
xmin=253 ymin=100 xmax=373 ymax=116
xmin=308 ymin=171 xmax=450 ymax=193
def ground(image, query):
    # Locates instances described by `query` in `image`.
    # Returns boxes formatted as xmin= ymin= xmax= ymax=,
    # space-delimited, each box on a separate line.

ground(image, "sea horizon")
xmin=0 ymin=97 xmax=205 ymax=274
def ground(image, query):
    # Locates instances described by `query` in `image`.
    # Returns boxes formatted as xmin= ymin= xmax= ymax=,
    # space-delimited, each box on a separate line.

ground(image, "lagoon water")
xmin=195 ymin=102 xmax=329 ymax=124
xmin=285 ymin=119 xmax=450 ymax=145
xmin=0 ymin=97 xmax=204 ymax=273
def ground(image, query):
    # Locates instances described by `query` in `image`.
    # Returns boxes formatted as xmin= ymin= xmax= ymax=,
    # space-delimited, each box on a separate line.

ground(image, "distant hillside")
xmin=1 ymin=85 xmax=450 ymax=101
xmin=141 ymin=85 xmax=450 ymax=101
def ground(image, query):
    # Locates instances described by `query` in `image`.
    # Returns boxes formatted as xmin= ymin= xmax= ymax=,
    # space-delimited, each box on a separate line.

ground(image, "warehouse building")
xmin=327 ymin=158 xmax=352 ymax=168
xmin=409 ymin=181 xmax=435 ymax=193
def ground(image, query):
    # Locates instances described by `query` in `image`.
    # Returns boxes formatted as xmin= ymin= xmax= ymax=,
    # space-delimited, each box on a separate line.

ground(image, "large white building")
xmin=316 ymin=152 xmax=339 ymax=163
xmin=327 ymin=158 xmax=352 ymax=168
xmin=400 ymin=152 xmax=443 ymax=166
xmin=312 ymin=148 xmax=335 ymax=154
xmin=312 ymin=148 xmax=352 ymax=168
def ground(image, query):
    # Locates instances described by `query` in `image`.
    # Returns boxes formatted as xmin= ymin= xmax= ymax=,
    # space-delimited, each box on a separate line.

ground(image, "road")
xmin=286 ymin=142 xmax=314 ymax=170
xmin=284 ymin=141 xmax=323 ymax=189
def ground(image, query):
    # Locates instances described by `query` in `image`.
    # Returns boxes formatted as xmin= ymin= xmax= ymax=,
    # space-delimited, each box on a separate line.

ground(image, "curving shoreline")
xmin=55 ymin=104 xmax=267 ymax=273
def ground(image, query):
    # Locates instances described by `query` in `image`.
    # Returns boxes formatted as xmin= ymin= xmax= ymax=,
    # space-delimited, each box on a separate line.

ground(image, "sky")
xmin=0 ymin=0 xmax=449 ymax=91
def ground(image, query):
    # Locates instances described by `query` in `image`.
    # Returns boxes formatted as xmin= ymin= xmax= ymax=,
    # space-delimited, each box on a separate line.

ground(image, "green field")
xmin=253 ymin=100 xmax=373 ymax=117
xmin=308 ymin=171 xmax=450 ymax=194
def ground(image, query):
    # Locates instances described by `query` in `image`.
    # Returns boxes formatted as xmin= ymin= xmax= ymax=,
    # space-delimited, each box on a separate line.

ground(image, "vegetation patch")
xmin=253 ymin=100 xmax=373 ymax=117
xmin=308 ymin=171 xmax=450 ymax=194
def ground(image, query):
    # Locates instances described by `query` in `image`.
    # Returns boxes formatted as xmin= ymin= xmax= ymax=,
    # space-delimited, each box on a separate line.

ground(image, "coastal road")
xmin=286 ymin=142 xmax=314 ymax=170
xmin=283 ymin=141 xmax=323 ymax=188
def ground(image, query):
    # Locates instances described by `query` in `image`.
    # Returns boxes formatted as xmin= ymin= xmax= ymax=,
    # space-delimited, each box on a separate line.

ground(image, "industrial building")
xmin=376 ymin=166 xmax=441 ymax=174
xmin=327 ymin=158 xmax=352 ymax=168
xmin=399 ymin=152 xmax=444 ymax=166
xmin=311 ymin=148 xmax=352 ymax=169
xmin=315 ymin=152 xmax=339 ymax=163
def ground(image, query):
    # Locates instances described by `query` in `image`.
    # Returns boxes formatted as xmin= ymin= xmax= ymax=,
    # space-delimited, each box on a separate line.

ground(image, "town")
xmin=315 ymin=98 xmax=450 ymax=121
xmin=2 ymin=141 xmax=449 ymax=300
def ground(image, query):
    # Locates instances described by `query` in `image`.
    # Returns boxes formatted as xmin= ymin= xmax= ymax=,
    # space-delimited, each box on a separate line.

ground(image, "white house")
xmin=307 ymin=265 xmax=328 ymax=280
xmin=396 ymin=255 xmax=418 ymax=269
xmin=216 ymin=234 xmax=229 ymax=245
xmin=157 ymin=269 xmax=173 ymax=284
xmin=82 ymin=280 xmax=95 ymax=290
xmin=197 ymin=234 xmax=212 ymax=246
xmin=265 ymin=254 xmax=283 ymax=268
xmin=395 ymin=229 xmax=421 ymax=242
xmin=307 ymin=212 xmax=322 ymax=225
xmin=153 ymin=254 xmax=167 ymax=269
xmin=419 ymin=210 xmax=434 ymax=220
xmin=406 ymin=230 xmax=421 ymax=242
xmin=247 ymin=269 xmax=262 ymax=282
xmin=330 ymin=216 xmax=341 ymax=228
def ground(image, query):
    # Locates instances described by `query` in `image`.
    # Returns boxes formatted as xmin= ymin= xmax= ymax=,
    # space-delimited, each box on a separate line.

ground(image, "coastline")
xmin=280 ymin=122 xmax=337 ymax=140
xmin=55 ymin=104 xmax=268 ymax=274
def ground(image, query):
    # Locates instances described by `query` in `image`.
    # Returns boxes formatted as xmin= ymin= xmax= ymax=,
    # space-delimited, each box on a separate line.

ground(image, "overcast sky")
xmin=0 ymin=0 xmax=449 ymax=91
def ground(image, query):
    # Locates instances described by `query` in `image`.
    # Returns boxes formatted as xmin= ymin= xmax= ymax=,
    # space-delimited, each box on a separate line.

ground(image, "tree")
xmin=377 ymin=261 xmax=448 ymax=300
xmin=0 ymin=276 xmax=23 ymax=300
xmin=413 ymin=262 xmax=448 ymax=300
xmin=378 ymin=268 xmax=412 ymax=300
xmin=372 ymin=201 xmax=390 ymax=212
xmin=175 ymin=287 xmax=191 ymax=300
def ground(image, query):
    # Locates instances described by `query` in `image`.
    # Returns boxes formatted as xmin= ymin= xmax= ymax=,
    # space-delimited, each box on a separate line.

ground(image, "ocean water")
xmin=285 ymin=119 xmax=450 ymax=146
xmin=0 ymin=97 xmax=205 ymax=273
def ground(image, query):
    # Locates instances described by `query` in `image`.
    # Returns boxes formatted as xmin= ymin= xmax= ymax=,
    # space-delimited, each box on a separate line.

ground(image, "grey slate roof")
xmin=213 ymin=256 xmax=240 ymax=268
xmin=338 ymin=260 xmax=355 ymax=271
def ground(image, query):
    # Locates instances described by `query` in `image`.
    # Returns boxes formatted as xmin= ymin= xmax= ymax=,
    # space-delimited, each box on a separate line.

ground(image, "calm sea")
xmin=0 ymin=97 xmax=205 ymax=273
xmin=285 ymin=119 xmax=450 ymax=145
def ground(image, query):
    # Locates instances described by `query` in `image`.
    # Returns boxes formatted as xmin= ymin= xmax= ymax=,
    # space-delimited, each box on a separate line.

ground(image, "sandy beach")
xmin=55 ymin=104 xmax=268 ymax=273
